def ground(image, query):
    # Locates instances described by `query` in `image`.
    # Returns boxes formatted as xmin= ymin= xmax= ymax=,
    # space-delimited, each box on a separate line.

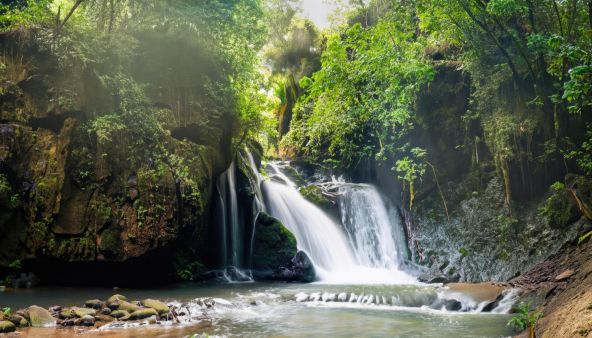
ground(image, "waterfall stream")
xmin=262 ymin=162 xmax=415 ymax=284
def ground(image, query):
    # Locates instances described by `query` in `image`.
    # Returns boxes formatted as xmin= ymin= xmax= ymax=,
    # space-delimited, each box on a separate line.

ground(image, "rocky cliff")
xmin=0 ymin=29 xmax=235 ymax=285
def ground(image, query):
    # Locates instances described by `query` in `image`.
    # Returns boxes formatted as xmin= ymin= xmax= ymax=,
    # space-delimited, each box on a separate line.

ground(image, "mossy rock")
xmin=110 ymin=300 xmax=139 ymax=312
xmin=84 ymin=299 xmax=103 ymax=309
xmin=0 ymin=320 xmax=16 ymax=333
xmin=299 ymin=185 xmax=331 ymax=209
xmin=99 ymin=226 xmax=122 ymax=253
xmin=252 ymin=212 xmax=297 ymax=272
xmin=129 ymin=308 xmax=158 ymax=320
xmin=110 ymin=310 xmax=129 ymax=319
xmin=72 ymin=307 xmax=96 ymax=318
xmin=107 ymin=294 xmax=128 ymax=304
xmin=141 ymin=299 xmax=169 ymax=315
xmin=27 ymin=306 xmax=56 ymax=327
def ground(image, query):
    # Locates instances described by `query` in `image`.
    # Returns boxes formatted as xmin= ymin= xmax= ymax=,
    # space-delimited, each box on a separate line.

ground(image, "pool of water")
xmin=0 ymin=283 xmax=516 ymax=337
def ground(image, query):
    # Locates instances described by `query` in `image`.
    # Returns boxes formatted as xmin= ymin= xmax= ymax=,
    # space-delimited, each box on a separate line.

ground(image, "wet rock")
xmin=8 ymin=314 xmax=29 ymax=327
xmin=49 ymin=306 xmax=62 ymax=313
xmin=252 ymin=212 xmax=298 ymax=275
xmin=59 ymin=308 xmax=75 ymax=319
xmin=107 ymin=294 xmax=128 ymax=304
xmin=273 ymin=251 xmax=316 ymax=283
xmin=555 ymin=270 xmax=575 ymax=281
xmin=62 ymin=319 xmax=76 ymax=326
xmin=72 ymin=307 xmax=96 ymax=318
xmin=85 ymin=299 xmax=103 ymax=309
xmin=142 ymin=299 xmax=169 ymax=315
xmin=100 ymin=308 xmax=112 ymax=315
xmin=110 ymin=300 xmax=139 ymax=312
xmin=444 ymin=299 xmax=462 ymax=311
xmin=27 ymin=305 xmax=56 ymax=327
xmin=96 ymin=314 xmax=114 ymax=323
xmin=79 ymin=315 xmax=95 ymax=326
xmin=482 ymin=294 xmax=504 ymax=312
xmin=338 ymin=293 xmax=348 ymax=302
xmin=110 ymin=310 xmax=129 ymax=319
xmin=129 ymin=308 xmax=159 ymax=320
xmin=418 ymin=274 xmax=452 ymax=284
xmin=0 ymin=320 xmax=16 ymax=333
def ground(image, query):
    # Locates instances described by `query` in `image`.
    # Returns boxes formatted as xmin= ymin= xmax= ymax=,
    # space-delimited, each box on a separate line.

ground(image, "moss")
xmin=539 ymin=182 xmax=580 ymax=229
xmin=299 ymin=185 xmax=331 ymax=209
xmin=252 ymin=212 xmax=297 ymax=271
xmin=99 ymin=226 xmax=122 ymax=253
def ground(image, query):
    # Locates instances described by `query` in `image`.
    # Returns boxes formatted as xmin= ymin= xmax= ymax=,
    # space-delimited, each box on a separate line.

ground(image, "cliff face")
xmin=0 ymin=30 xmax=234 ymax=285
xmin=403 ymin=62 xmax=592 ymax=282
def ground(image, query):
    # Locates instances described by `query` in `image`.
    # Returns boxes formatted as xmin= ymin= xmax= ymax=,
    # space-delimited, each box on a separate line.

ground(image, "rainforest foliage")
xmin=270 ymin=0 xmax=592 ymax=211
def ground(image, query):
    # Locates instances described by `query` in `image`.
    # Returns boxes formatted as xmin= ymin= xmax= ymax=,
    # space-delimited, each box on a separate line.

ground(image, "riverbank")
xmin=509 ymin=238 xmax=592 ymax=338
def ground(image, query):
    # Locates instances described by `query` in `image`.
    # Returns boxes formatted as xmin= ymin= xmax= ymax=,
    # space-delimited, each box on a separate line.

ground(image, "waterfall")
xmin=215 ymin=162 xmax=252 ymax=281
xmin=338 ymin=184 xmax=407 ymax=270
xmin=263 ymin=162 xmax=415 ymax=284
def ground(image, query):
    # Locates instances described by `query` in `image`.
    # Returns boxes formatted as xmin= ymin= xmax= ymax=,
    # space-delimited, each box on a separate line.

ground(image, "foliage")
xmin=2 ymin=307 xmax=10 ymax=318
xmin=283 ymin=12 xmax=434 ymax=169
xmin=508 ymin=303 xmax=542 ymax=336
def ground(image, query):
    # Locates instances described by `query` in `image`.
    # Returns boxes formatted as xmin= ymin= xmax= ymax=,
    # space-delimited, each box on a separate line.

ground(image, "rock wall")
xmin=0 ymin=30 xmax=234 ymax=285
xmin=401 ymin=62 xmax=592 ymax=282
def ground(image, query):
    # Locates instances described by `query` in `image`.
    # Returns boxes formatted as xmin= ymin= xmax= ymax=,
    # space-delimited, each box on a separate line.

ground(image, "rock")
xmin=96 ymin=314 xmax=114 ymax=323
xmin=0 ymin=320 xmax=16 ymax=333
xmin=107 ymin=294 xmax=128 ymax=304
xmin=79 ymin=315 xmax=95 ymax=326
xmin=100 ymin=308 xmax=112 ymax=315
xmin=27 ymin=305 xmax=56 ymax=327
xmin=11 ymin=272 xmax=39 ymax=288
xmin=49 ymin=306 xmax=62 ymax=313
xmin=142 ymin=299 xmax=169 ymax=315
xmin=272 ymin=251 xmax=316 ymax=282
xmin=62 ymin=319 xmax=76 ymax=326
xmin=418 ymin=274 xmax=452 ymax=284
xmin=85 ymin=299 xmax=103 ymax=309
xmin=8 ymin=314 xmax=28 ymax=327
xmin=444 ymin=299 xmax=462 ymax=311
xmin=338 ymin=293 xmax=348 ymax=302
xmin=252 ymin=212 xmax=298 ymax=275
xmin=110 ymin=310 xmax=129 ymax=319
xmin=482 ymin=294 xmax=504 ymax=312
xmin=72 ymin=307 xmax=96 ymax=318
xmin=59 ymin=308 xmax=75 ymax=319
xmin=110 ymin=300 xmax=138 ymax=312
xmin=129 ymin=308 xmax=159 ymax=320
xmin=555 ymin=269 xmax=575 ymax=281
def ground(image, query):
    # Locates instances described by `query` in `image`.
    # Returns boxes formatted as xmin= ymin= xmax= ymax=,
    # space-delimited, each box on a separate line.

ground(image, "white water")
xmin=216 ymin=162 xmax=252 ymax=281
xmin=263 ymin=163 xmax=415 ymax=284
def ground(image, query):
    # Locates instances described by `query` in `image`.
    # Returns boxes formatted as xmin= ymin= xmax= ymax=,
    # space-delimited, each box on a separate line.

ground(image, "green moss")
xmin=252 ymin=212 xmax=297 ymax=271
xmin=539 ymin=182 xmax=579 ymax=228
xmin=299 ymin=185 xmax=331 ymax=209
xmin=99 ymin=226 xmax=122 ymax=253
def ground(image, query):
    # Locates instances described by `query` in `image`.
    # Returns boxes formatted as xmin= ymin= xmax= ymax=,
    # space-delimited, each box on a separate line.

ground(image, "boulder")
xmin=79 ymin=315 xmax=95 ymax=326
xmin=129 ymin=308 xmax=158 ymax=320
xmin=72 ymin=307 xmax=96 ymax=318
xmin=142 ymin=299 xmax=169 ymax=315
xmin=59 ymin=308 xmax=75 ymax=319
xmin=100 ymin=308 xmax=112 ymax=315
xmin=84 ymin=299 xmax=103 ymax=309
xmin=27 ymin=306 xmax=56 ymax=327
xmin=107 ymin=294 xmax=128 ymax=304
xmin=0 ymin=321 xmax=16 ymax=333
xmin=252 ymin=212 xmax=298 ymax=275
xmin=110 ymin=300 xmax=138 ymax=312
xmin=8 ymin=314 xmax=28 ymax=327
xmin=444 ymin=299 xmax=462 ymax=311
xmin=272 ymin=251 xmax=316 ymax=283
xmin=110 ymin=310 xmax=129 ymax=319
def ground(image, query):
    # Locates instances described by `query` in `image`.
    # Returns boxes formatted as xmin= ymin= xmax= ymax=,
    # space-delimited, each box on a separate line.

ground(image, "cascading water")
xmin=262 ymin=162 xmax=415 ymax=284
xmin=338 ymin=183 xmax=408 ymax=271
xmin=215 ymin=162 xmax=252 ymax=281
